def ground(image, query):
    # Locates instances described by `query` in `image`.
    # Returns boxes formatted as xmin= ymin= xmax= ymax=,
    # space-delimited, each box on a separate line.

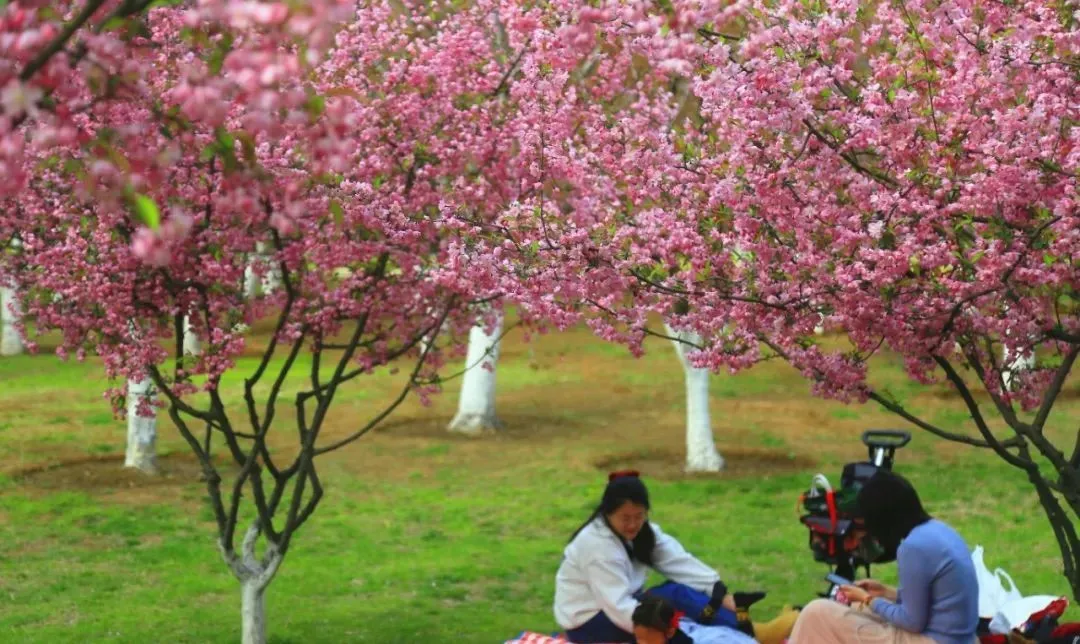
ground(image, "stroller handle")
xmin=861 ymin=429 xmax=912 ymax=448
xmin=861 ymin=430 xmax=911 ymax=468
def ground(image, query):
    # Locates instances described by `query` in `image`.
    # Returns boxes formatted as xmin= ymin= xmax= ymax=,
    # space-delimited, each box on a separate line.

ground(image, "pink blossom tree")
xmin=493 ymin=0 xmax=1080 ymax=596
xmin=0 ymin=0 xmax=715 ymax=640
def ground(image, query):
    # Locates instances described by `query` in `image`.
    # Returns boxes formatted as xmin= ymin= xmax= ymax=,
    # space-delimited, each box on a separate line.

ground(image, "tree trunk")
xmin=1 ymin=285 xmax=24 ymax=356
xmin=125 ymin=377 xmax=158 ymax=473
xmin=241 ymin=577 xmax=267 ymax=644
xmin=1027 ymin=464 xmax=1080 ymax=599
xmin=448 ymin=317 xmax=502 ymax=435
xmin=665 ymin=323 xmax=724 ymax=472
xmin=183 ymin=315 xmax=201 ymax=356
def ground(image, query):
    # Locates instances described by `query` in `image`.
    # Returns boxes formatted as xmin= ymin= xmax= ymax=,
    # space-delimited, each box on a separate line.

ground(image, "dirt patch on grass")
xmin=9 ymin=452 xmax=213 ymax=492
xmin=592 ymin=446 xmax=815 ymax=480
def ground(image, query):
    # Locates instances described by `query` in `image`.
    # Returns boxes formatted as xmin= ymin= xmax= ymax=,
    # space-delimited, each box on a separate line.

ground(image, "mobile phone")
xmin=825 ymin=573 xmax=852 ymax=587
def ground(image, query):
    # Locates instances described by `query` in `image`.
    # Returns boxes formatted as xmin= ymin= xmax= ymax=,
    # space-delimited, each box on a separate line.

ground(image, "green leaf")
xmin=329 ymin=200 xmax=344 ymax=226
xmin=131 ymin=194 xmax=161 ymax=230
xmin=207 ymin=33 xmax=234 ymax=75
xmin=214 ymin=127 xmax=238 ymax=173
xmin=305 ymin=94 xmax=326 ymax=120
xmin=908 ymin=254 xmax=921 ymax=275
xmin=99 ymin=16 xmax=128 ymax=32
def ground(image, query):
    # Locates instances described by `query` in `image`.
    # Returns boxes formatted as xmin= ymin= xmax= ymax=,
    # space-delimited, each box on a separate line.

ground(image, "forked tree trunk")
xmin=225 ymin=523 xmax=282 ymax=644
xmin=448 ymin=316 xmax=502 ymax=435
xmin=665 ymin=323 xmax=724 ymax=472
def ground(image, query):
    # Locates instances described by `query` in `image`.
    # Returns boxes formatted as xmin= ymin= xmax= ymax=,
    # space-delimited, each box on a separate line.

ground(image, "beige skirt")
xmin=787 ymin=598 xmax=972 ymax=644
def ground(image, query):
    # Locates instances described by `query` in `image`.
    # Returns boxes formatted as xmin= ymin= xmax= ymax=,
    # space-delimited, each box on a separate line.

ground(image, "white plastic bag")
xmin=988 ymin=595 xmax=1063 ymax=634
xmin=972 ymin=545 xmax=1023 ymax=618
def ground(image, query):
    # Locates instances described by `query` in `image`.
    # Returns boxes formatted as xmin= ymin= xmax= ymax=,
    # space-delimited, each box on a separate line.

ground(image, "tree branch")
xmin=313 ymin=305 xmax=451 ymax=456
xmin=414 ymin=320 xmax=519 ymax=386
xmin=866 ymin=389 xmax=1018 ymax=449
xmin=18 ymin=0 xmax=109 ymax=83
xmin=1049 ymin=328 xmax=1080 ymax=344
xmin=1033 ymin=346 xmax=1079 ymax=432
xmin=933 ymin=356 xmax=1032 ymax=468
xmin=802 ymin=119 xmax=900 ymax=188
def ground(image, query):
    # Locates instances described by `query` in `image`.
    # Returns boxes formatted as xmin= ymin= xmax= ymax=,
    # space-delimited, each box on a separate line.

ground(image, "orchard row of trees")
xmin=0 ymin=1 xmax=1076 ymax=641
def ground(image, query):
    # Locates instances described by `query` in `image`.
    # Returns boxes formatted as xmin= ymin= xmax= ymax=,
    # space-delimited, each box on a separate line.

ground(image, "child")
xmin=632 ymin=595 xmax=799 ymax=644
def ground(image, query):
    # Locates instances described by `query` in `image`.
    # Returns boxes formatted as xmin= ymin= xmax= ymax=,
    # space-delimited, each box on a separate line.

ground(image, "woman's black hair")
xmin=856 ymin=469 xmax=932 ymax=556
xmin=632 ymin=594 xmax=676 ymax=631
xmin=569 ymin=471 xmax=658 ymax=566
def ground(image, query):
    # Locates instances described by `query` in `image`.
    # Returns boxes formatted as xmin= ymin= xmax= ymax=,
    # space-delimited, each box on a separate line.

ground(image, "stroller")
xmin=797 ymin=429 xmax=912 ymax=596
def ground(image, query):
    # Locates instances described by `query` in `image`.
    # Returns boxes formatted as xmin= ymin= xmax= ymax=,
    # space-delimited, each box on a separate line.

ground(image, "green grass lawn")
xmin=0 ymin=326 xmax=1076 ymax=643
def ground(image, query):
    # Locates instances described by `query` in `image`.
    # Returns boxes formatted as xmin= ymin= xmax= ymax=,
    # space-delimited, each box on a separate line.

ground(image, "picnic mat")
xmin=503 ymin=633 xmax=570 ymax=644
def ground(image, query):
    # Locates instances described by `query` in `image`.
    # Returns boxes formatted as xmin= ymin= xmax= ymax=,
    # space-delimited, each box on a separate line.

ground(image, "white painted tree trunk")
xmin=182 ymin=315 xmax=201 ymax=356
xmin=664 ymin=323 xmax=724 ymax=472
xmin=241 ymin=578 xmax=267 ymax=644
xmin=1001 ymin=314 xmax=1035 ymax=391
xmin=1002 ymin=346 xmax=1035 ymax=391
xmin=125 ymin=377 xmax=158 ymax=473
xmin=242 ymin=260 xmax=259 ymax=299
xmin=242 ymin=243 xmax=280 ymax=298
xmin=448 ymin=316 xmax=502 ymax=435
xmin=261 ymin=266 xmax=280 ymax=295
xmin=224 ymin=522 xmax=282 ymax=644
xmin=0 ymin=285 xmax=24 ymax=356
xmin=260 ymin=241 xmax=280 ymax=296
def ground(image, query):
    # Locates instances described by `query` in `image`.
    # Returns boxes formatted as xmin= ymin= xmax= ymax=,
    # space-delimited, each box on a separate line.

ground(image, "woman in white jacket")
xmin=554 ymin=471 xmax=756 ymax=643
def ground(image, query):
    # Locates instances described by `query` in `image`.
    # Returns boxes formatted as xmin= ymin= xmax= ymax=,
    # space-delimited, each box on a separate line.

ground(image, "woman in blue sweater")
xmin=788 ymin=470 xmax=979 ymax=644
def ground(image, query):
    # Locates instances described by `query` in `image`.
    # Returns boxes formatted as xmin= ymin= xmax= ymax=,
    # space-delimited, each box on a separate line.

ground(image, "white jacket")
xmin=554 ymin=517 xmax=722 ymax=632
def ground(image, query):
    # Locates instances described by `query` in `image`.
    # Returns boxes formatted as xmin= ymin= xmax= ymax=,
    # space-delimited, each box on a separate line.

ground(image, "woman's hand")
xmin=855 ymin=579 xmax=897 ymax=601
xmin=838 ymin=585 xmax=871 ymax=605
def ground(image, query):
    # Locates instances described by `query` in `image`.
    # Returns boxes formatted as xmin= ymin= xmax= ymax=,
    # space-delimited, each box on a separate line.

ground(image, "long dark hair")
xmin=856 ymin=469 xmax=932 ymax=556
xmin=570 ymin=471 xmax=658 ymax=566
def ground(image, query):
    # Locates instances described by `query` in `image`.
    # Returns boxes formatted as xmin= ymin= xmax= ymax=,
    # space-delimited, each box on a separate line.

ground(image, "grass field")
xmin=1 ymin=323 xmax=1078 ymax=643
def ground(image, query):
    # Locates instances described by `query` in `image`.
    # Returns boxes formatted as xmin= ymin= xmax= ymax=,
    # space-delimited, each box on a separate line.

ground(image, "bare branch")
xmin=415 ymin=320 xmax=520 ymax=386
xmin=1049 ymin=328 xmax=1080 ymax=344
xmin=933 ymin=356 xmax=1032 ymax=468
xmin=866 ymin=389 xmax=1018 ymax=449
xmin=1033 ymin=346 xmax=1079 ymax=432
xmin=643 ymin=326 xmax=705 ymax=350
xmin=18 ymin=0 xmax=109 ymax=83
xmin=490 ymin=40 xmax=532 ymax=97
xmin=313 ymin=305 xmax=452 ymax=456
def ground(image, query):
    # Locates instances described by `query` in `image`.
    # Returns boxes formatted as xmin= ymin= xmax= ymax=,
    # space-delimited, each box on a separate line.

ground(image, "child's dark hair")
xmin=633 ymin=594 xmax=677 ymax=631
xmin=568 ymin=471 xmax=658 ymax=565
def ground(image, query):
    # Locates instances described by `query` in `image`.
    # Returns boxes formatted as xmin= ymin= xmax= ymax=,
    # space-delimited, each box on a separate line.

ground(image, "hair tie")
xmin=670 ymin=610 xmax=685 ymax=630
xmin=608 ymin=469 xmax=640 ymax=482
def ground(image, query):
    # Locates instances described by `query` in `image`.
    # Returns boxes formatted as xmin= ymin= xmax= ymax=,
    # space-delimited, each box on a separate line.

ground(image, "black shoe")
xmin=733 ymin=590 xmax=767 ymax=637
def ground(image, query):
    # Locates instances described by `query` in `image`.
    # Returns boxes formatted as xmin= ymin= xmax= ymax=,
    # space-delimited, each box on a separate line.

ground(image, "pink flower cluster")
xmin=0 ymin=0 xmax=1076 ymax=430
